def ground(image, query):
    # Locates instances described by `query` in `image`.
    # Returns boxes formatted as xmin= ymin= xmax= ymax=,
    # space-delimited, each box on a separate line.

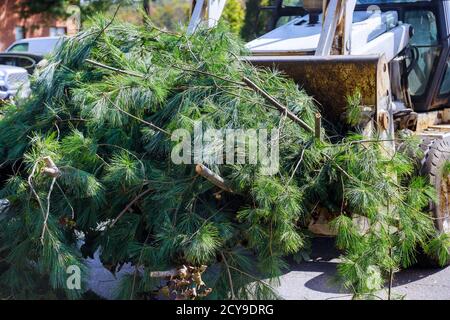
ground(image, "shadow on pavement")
xmin=283 ymin=237 xmax=446 ymax=295
xmin=392 ymin=265 xmax=445 ymax=287
xmin=282 ymin=237 xmax=348 ymax=295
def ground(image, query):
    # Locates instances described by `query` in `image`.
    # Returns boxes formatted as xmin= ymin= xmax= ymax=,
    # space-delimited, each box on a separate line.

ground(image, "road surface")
xmin=86 ymin=237 xmax=450 ymax=300
xmin=275 ymin=237 xmax=450 ymax=300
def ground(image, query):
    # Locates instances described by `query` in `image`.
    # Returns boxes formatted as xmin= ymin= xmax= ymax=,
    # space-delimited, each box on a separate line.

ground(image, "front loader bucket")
xmin=245 ymin=55 xmax=391 ymax=129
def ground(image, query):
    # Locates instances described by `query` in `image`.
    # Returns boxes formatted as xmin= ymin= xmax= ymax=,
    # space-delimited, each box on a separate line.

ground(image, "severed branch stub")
xmin=149 ymin=269 xmax=178 ymax=278
xmin=195 ymin=164 xmax=233 ymax=193
xmin=41 ymin=156 xmax=60 ymax=178
xmin=315 ymin=113 xmax=322 ymax=140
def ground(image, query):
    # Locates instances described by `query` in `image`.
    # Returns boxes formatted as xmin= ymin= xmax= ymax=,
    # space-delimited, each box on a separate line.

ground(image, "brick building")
xmin=0 ymin=0 xmax=79 ymax=51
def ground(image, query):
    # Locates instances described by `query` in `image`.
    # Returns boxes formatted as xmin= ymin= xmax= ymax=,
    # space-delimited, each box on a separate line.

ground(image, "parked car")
xmin=0 ymin=64 xmax=30 ymax=100
xmin=0 ymin=53 xmax=43 ymax=101
xmin=5 ymin=36 xmax=63 ymax=56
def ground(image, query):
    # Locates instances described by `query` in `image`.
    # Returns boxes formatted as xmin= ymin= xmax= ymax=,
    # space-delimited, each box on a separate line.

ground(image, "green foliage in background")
xmin=144 ymin=0 xmax=191 ymax=30
xmin=241 ymin=0 xmax=270 ymax=41
xmin=0 ymin=15 xmax=447 ymax=300
xmin=222 ymin=0 xmax=246 ymax=34
xmin=14 ymin=0 xmax=70 ymax=20
xmin=15 ymin=0 xmax=130 ymax=21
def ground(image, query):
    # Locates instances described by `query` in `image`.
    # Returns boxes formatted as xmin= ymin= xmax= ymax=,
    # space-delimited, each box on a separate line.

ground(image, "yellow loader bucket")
xmin=245 ymin=54 xmax=391 ymax=126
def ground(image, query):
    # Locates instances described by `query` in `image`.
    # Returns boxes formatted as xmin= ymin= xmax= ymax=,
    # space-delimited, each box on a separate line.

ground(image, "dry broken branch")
xmin=149 ymin=269 xmax=178 ymax=278
xmin=195 ymin=164 xmax=233 ymax=193
xmin=41 ymin=156 xmax=60 ymax=178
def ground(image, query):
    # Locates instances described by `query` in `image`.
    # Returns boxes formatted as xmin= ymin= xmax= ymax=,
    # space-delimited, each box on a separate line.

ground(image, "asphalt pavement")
xmin=275 ymin=237 xmax=450 ymax=300
xmin=86 ymin=237 xmax=450 ymax=300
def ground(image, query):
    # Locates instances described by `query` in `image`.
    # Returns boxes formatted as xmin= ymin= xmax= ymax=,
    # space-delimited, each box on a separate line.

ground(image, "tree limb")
xmin=242 ymin=77 xmax=315 ymax=134
xmin=103 ymin=94 xmax=171 ymax=135
xmin=149 ymin=269 xmax=178 ymax=278
xmin=85 ymin=59 xmax=145 ymax=78
xmin=195 ymin=164 xmax=233 ymax=193
xmin=41 ymin=156 xmax=60 ymax=178
xmin=221 ymin=252 xmax=236 ymax=300
xmin=40 ymin=177 xmax=57 ymax=244
xmin=109 ymin=188 xmax=153 ymax=228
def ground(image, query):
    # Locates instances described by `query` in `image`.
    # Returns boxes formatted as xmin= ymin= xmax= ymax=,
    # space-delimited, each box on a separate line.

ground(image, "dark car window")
xmin=0 ymin=54 xmax=41 ymax=74
xmin=0 ymin=56 xmax=35 ymax=69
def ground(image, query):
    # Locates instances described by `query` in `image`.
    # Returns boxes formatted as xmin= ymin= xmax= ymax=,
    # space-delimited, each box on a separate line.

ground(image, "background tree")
xmin=241 ymin=0 xmax=270 ymax=41
xmin=143 ymin=0 xmax=191 ymax=30
xmin=147 ymin=0 xmax=245 ymax=34
xmin=222 ymin=0 xmax=245 ymax=35
xmin=15 ymin=0 xmax=137 ymax=24
xmin=14 ymin=0 xmax=69 ymax=20
xmin=143 ymin=0 xmax=151 ymax=15
xmin=15 ymin=0 xmax=250 ymax=36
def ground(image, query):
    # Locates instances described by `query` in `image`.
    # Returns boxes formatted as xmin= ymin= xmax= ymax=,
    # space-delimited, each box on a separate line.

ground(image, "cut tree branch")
xmin=41 ymin=156 xmax=60 ymax=178
xmin=195 ymin=164 xmax=233 ymax=193
xmin=171 ymin=64 xmax=245 ymax=87
xmin=110 ymin=188 xmax=153 ymax=228
xmin=85 ymin=59 xmax=145 ymax=78
xmin=93 ymin=4 xmax=122 ymax=43
xmin=149 ymin=269 xmax=178 ymax=278
xmin=220 ymin=252 xmax=236 ymax=300
xmin=40 ymin=177 xmax=57 ymax=244
xmin=315 ymin=113 xmax=322 ymax=140
xmin=242 ymin=77 xmax=315 ymax=135
xmin=103 ymin=94 xmax=171 ymax=135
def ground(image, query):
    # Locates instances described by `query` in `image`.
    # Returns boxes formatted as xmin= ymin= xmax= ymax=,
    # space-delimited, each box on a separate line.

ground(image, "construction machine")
xmin=189 ymin=0 xmax=450 ymax=238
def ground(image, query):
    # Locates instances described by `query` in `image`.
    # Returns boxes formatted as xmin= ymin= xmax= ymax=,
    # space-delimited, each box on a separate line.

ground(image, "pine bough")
xmin=0 ymin=17 xmax=447 ymax=300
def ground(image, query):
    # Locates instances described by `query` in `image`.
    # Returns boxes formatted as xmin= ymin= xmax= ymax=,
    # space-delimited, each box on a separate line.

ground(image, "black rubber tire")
xmin=420 ymin=136 xmax=450 ymax=233
xmin=418 ymin=136 xmax=450 ymax=266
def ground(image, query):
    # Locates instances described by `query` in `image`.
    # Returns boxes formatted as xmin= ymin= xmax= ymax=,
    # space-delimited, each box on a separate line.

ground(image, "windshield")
xmin=280 ymin=0 xmax=431 ymax=5
xmin=282 ymin=0 xmax=302 ymax=4
xmin=357 ymin=0 xmax=431 ymax=3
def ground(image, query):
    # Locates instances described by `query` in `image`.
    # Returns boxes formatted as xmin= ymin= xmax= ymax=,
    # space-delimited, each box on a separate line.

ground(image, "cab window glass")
xmin=439 ymin=60 xmax=450 ymax=96
xmin=282 ymin=0 xmax=302 ymax=5
xmin=404 ymin=10 xmax=440 ymax=97
xmin=357 ymin=0 xmax=431 ymax=3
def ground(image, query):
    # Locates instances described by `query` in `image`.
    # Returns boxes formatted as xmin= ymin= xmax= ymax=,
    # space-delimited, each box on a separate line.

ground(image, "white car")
xmin=5 ymin=37 xmax=63 ymax=56
xmin=0 ymin=65 xmax=30 ymax=100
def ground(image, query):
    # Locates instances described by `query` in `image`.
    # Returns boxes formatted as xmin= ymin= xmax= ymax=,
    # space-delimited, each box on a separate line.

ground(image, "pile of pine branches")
xmin=0 ymin=16 xmax=448 ymax=300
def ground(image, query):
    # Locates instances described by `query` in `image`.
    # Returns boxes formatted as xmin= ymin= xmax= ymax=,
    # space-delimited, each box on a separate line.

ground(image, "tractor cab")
xmin=251 ymin=0 xmax=450 ymax=113
xmin=357 ymin=1 xmax=450 ymax=113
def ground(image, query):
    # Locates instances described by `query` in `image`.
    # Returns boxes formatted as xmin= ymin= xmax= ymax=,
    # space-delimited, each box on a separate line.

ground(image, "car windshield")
xmin=282 ymin=0 xmax=302 ymax=4
xmin=280 ymin=0 xmax=431 ymax=5
xmin=8 ymin=43 xmax=29 ymax=53
xmin=357 ymin=0 xmax=431 ymax=3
